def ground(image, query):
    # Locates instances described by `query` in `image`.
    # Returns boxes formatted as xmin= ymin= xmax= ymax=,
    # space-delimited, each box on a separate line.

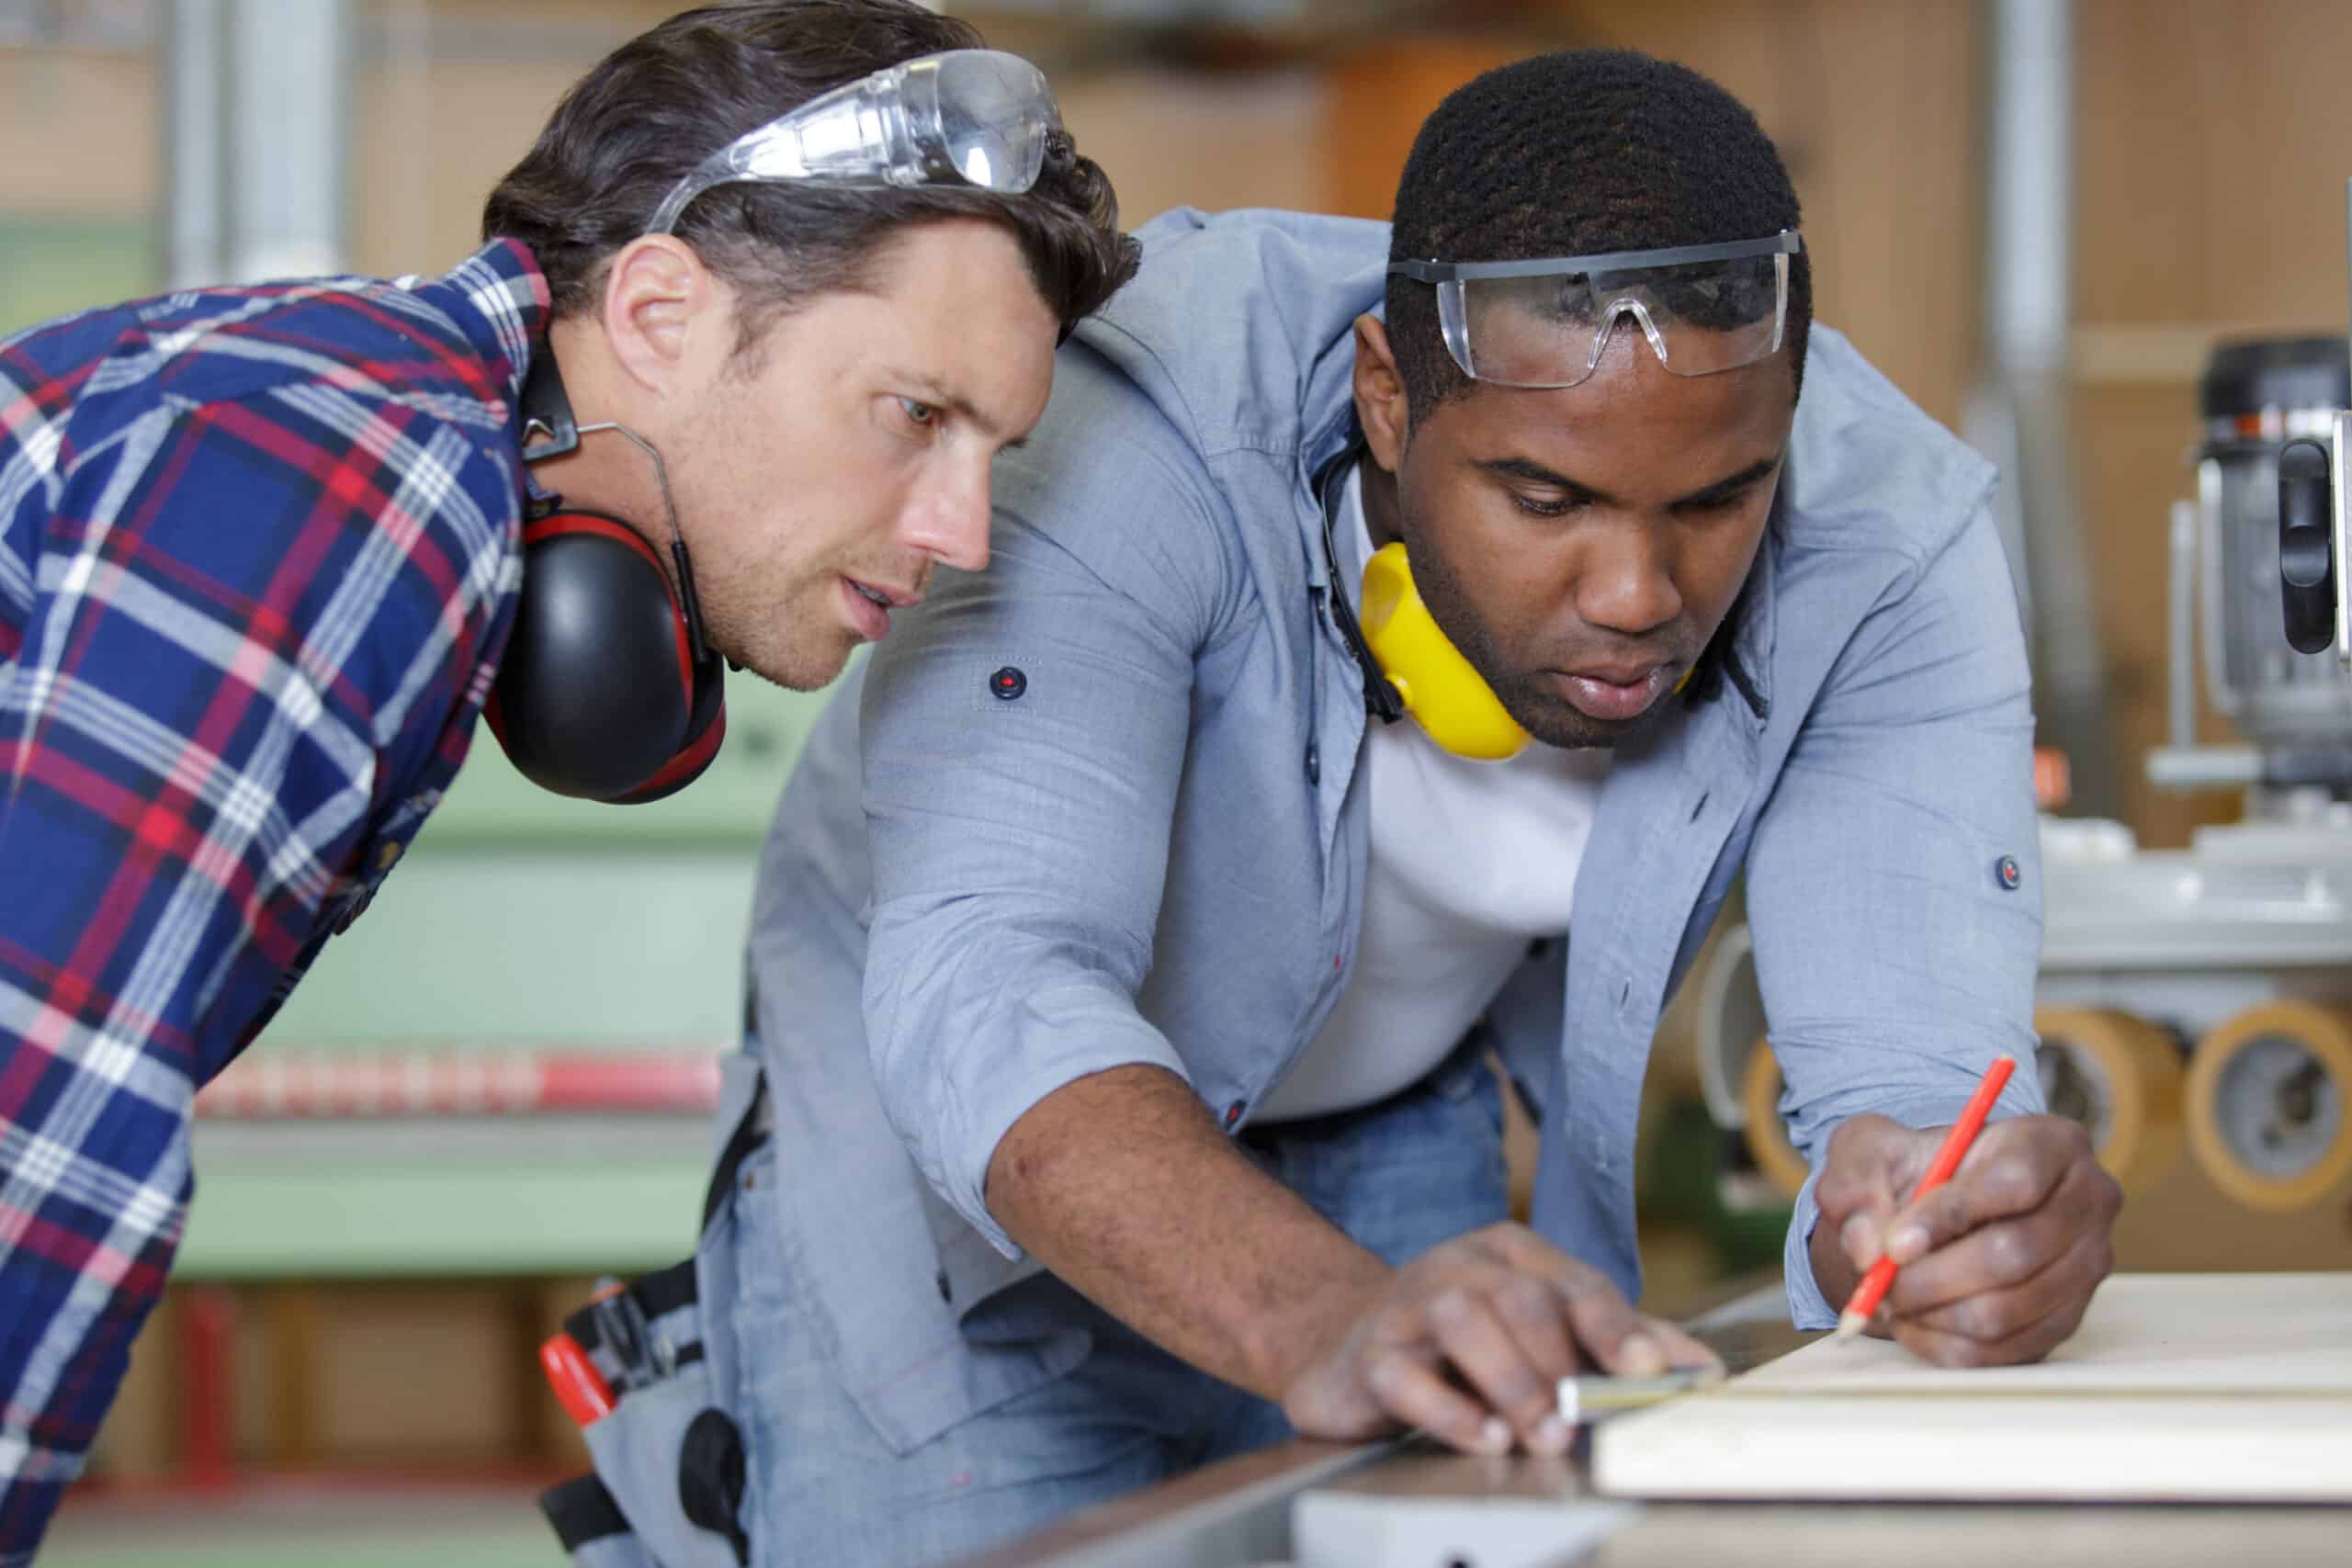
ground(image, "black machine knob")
xmin=2278 ymin=438 xmax=2339 ymax=655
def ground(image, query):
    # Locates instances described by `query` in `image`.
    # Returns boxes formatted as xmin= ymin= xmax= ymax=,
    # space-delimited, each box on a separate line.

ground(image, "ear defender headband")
xmin=486 ymin=351 xmax=727 ymax=804
xmin=1316 ymin=446 xmax=1532 ymax=761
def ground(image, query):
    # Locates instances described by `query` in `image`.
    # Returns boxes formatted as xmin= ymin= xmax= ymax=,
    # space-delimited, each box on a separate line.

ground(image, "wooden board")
xmin=1595 ymin=1273 xmax=2352 ymax=1502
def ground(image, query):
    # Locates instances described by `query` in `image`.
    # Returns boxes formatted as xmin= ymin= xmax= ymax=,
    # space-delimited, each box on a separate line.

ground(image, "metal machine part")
xmin=1688 ymin=809 xmax=2352 ymax=1213
xmin=1705 ymin=1000 xmax=2192 ymax=1203
xmin=2278 ymin=430 xmax=2342 ymax=660
xmin=2185 ymin=1000 xmax=2352 ymax=1210
xmin=2154 ymin=338 xmax=2352 ymax=789
xmin=1690 ymin=923 xmax=1762 ymax=1134
xmin=2266 ymin=179 xmax=2352 ymax=675
xmin=2030 ymin=1007 xmax=2185 ymax=1194
xmin=2152 ymin=186 xmax=2352 ymax=787
xmin=2191 ymin=336 xmax=2352 ymax=756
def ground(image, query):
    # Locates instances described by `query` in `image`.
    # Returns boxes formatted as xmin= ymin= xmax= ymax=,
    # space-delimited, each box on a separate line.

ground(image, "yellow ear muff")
xmin=1359 ymin=543 xmax=1532 ymax=761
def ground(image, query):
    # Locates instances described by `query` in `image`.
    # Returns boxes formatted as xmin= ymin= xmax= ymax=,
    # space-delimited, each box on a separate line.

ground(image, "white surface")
xmin=1261 ymin=467 xmax=1609 ymax=1119
xmin=1292 ymin=1493 xmax=1637 ymax=1568
xmin=1595 ymin=1273 xmax=2352 ymax=1502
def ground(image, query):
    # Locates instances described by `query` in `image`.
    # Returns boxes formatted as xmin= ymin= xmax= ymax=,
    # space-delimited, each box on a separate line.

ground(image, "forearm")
xmin=986 ymin=1065 xmax=1390 ymax=1402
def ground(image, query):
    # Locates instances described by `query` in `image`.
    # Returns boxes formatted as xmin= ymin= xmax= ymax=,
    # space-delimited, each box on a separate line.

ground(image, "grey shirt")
xmin=738 ymin=208 xmax=2046 ymax=1456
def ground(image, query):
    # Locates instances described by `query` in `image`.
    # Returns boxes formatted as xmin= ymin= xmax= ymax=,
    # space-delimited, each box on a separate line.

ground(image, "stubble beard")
xmin=1399 ymin=518 xmax=1679 ymax=752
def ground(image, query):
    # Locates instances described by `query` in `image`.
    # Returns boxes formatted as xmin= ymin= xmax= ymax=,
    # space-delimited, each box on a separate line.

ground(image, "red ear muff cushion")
xmin=489 ymin=511 xmax=720 ymax=801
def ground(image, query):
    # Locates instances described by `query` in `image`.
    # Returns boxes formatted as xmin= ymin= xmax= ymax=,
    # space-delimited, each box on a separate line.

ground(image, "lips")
xmin=1548 ymin=663 xmax=1668 ymax=723
xmin=840 ymin=578 xmax=892 ymax=641
xmin=846 ymin=578 xmax=920 ymax=609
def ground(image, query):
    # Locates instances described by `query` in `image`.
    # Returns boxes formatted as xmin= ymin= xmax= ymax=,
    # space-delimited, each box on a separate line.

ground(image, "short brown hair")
xmin=482 ymin=0 xmax=1137 ymax=346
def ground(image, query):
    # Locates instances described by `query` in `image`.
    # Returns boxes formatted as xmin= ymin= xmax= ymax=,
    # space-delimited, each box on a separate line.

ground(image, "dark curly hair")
xmin=481 ymin=0 xmax=1137 ymax=353
xmin=1385 ymin=49 xmax=1809 ymax=420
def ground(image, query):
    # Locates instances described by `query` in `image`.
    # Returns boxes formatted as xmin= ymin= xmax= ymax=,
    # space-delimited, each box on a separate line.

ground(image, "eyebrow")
xmin=1474 ymin=452 xmax=1782 ymax=510
xmin=893 ymin=368 xmax=1029 ymax=449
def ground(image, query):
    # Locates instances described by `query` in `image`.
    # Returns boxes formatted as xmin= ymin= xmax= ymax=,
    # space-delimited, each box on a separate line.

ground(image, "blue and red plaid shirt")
xmin=0 ymin=242 xmax=543 ymax=1559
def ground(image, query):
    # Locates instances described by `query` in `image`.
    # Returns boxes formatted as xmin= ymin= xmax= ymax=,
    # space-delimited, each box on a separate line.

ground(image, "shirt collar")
xmin=423 ymin=239 xmax=552 ymax=411
xmin=1337 ymin=459 xmax=1374 ymax=606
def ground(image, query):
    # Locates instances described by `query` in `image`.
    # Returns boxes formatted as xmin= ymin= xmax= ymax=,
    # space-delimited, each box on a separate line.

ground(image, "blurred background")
xmin=7 ymin=1 xmax=2352 ymax=1562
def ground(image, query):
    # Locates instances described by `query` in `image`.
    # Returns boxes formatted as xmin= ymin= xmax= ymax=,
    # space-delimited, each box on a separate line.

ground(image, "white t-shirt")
xmin=1257 ymin=468 xmax=1611 ymax=1121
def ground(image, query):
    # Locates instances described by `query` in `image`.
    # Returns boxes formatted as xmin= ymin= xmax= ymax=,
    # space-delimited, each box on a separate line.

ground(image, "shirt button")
xmin=376 ymin=840 xmax=403 ymax=872
xmin=1304 ymin=742 xmax=1319 ymax=784
xmin=1223 ymin=1100 xmax=1245 ymax=1129
xmin=935 ymin=1269 xmax=953 ymax=1303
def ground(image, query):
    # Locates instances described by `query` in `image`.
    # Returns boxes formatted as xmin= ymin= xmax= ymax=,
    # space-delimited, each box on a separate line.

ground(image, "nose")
xmin=903 ymin=456 xmax=992 ymax=574
xmin=1575 ymin=518 xmax=1680 ymax=638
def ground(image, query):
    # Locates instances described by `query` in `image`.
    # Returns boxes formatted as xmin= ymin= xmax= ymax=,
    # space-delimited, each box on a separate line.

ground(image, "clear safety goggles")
xmin=647 ymin=49 xmax=1059 ymax=235
xmin=1387 ymin=231 xmax=1801 ymax=389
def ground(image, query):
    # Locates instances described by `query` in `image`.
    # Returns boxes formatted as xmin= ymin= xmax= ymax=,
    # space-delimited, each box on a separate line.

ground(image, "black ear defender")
xmin=485 ymin=350 xmax=727 ymax=804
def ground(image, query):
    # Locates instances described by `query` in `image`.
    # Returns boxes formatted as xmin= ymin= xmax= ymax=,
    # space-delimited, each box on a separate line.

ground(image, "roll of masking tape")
xmin=1738 ymin=1039 xmax=1813 ymax=1199
xmin=2031 ymin=1008 xmax=2186 ymax=1195
xmin=2186 ymin=1001 xmax=2352 ymax=1212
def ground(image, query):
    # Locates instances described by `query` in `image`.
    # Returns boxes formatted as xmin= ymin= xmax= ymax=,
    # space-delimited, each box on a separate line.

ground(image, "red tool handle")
xmin=540 ymin=1332 xmax=616 ymax=1427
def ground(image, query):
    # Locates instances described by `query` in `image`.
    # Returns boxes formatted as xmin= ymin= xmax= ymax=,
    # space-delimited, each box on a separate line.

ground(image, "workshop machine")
xmin=1696 ymin=187 xmax=2352 ymax=1257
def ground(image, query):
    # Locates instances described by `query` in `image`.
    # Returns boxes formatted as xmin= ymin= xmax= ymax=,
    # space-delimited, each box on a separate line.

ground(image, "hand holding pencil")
xmin=1807 ymin=1055 xmax=2122 ymax=1367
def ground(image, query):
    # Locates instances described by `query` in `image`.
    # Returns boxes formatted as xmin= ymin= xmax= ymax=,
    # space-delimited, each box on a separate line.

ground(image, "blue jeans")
xmin=718 ymin=1041 xmax=1509 ymax=1568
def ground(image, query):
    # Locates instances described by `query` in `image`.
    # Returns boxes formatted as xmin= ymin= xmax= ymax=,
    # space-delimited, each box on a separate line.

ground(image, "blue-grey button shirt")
xmin=740 ymin=208 xmax=2046 ymax=1456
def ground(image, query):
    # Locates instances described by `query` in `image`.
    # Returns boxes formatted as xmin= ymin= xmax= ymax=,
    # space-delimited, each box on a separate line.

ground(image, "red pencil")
xmin=1832 ymin=1054 xmax=2018 ymax=1340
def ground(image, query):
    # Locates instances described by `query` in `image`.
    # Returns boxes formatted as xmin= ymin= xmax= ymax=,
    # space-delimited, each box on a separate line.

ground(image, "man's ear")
xmin=599 ymin=235 xmax=722 ymax=397
xmin=1351 ymin=313 xmax=1411 ymax=475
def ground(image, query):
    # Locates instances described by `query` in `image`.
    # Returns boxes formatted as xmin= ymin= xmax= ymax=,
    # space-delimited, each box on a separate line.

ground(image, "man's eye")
xmin=1510 ymin=491 xmax=1576 ymax=518
xmin=900 ymin=399 xmax=939 ymax=428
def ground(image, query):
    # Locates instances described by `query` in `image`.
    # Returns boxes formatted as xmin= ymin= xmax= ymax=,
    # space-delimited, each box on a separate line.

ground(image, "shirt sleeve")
xmin=0 ymin=393 xmax=514 ymax=1561
xmin=1743 ymin=497 xmax=2050 ymax=1329
xmin=856 ymin=380 xmax=1237 ymax=1258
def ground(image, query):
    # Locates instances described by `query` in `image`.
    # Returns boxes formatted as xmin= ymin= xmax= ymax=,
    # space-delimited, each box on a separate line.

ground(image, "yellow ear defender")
xmin=1360 ymin=542 xmax=1532 ymax=761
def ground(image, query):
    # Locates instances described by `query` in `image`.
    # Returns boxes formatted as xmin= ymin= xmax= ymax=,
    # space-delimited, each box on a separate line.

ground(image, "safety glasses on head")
xmin=647 ymin=49 xmax=1059 ymax=235
xmin=1387 ymin=231 xmax=1801 ymax=390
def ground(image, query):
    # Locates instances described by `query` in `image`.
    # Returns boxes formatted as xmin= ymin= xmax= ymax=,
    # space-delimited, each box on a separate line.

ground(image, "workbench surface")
xmin=961 ymin=1283 xmax=2352 ymax=1568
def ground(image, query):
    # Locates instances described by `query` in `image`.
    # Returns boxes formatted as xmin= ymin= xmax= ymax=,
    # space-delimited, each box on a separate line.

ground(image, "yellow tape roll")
xmin=2186 ymin=1000 xmax=2352 ymax=1213
xmin=2031 ymin=1008 xmax=2185 ymax=1195
xmin=1738 ymin=1038 xmax=1813 ymax=1199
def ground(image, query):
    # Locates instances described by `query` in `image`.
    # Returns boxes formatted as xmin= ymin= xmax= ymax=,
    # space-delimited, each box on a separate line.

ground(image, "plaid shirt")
xmin=0 ymin=242 xmax=542 ymax=1559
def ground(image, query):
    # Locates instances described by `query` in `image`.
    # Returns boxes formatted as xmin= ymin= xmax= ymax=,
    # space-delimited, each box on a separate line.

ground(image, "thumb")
xmin=1819 ymin=1114 xmax=1911 ymax=1258
xmin=1839 ymin=1208 xmax=1893 ymax=1272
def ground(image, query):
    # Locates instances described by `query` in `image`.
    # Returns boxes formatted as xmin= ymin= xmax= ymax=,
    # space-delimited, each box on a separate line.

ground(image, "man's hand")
xmin=1811 ymin=1112 xmax=2120 ymax=1366
xmin=1280 ymin=1222 xmax=1720 ymax=1458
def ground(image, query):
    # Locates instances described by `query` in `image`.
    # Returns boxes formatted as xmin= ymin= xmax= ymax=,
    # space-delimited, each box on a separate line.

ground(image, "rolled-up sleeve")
xmin=1745 ymin=496 xmax=2049 ymax=1328
xmin=857 ymin=379 xmax=1237 ymax=1258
